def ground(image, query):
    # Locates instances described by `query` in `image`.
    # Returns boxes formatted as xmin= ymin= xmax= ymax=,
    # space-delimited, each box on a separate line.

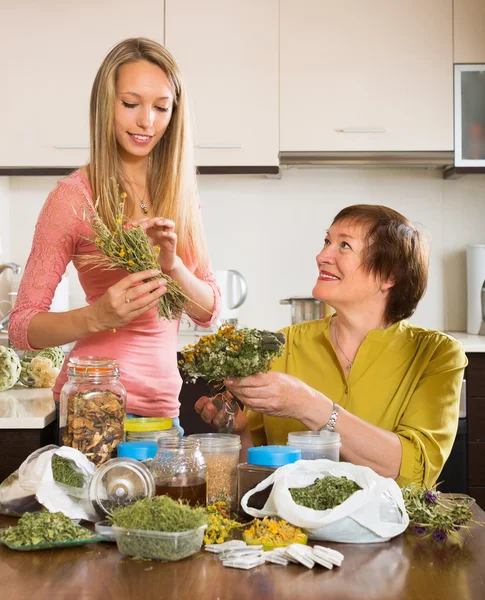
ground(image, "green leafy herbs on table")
xmin=78 ymin=181 xmax=190 ymax=321
xmin=290 ymin=476 xmax=363 ymax=510
xmin=179 ymin=323 xmax=286 ymax=432
xmin=109 ymin=495 xmax=208 ymax=561
xmin=402 ymin=483 xmax=475 ymax=543
xmin=51 ymin=455 xmax=85 ymax=488
xmin=0 ymin=511 xmax=96 ymax=547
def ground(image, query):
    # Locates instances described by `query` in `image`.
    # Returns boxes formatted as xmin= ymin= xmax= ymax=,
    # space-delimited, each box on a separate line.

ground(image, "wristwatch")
xmin=321 ymin=402 xmax=340 ymax=432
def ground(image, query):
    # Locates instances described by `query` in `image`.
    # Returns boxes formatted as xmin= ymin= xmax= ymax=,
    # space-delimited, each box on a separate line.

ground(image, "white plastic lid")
xmin=287 ymin=431 xmax=341 ymax=449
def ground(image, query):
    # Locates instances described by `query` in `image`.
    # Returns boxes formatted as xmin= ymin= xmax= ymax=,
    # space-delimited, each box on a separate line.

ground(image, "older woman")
xmin=195 ymin=205 xmax=467 ymax=487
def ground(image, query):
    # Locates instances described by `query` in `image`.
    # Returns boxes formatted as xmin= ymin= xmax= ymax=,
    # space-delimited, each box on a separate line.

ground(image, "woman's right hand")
xmin=195 ymin=392 xmax=249 ymax=433
xmin=87 ymin=269 xmax=167 ymax=332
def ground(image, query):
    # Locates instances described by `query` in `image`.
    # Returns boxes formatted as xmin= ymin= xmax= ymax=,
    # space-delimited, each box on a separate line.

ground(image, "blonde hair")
xmin=87 ymin=37 xmax=208 ymax=270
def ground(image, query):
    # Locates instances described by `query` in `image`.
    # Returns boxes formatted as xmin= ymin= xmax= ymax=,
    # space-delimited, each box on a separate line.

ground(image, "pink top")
xmin=9 ymin=170 xmax=221 ymax=418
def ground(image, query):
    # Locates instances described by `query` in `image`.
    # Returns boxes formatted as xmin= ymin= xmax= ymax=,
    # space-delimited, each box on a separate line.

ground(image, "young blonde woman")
xmin=9 ymin=38 xmax=221 ymax=432
xmin=196 ymin=205 xmax=467 ymax=487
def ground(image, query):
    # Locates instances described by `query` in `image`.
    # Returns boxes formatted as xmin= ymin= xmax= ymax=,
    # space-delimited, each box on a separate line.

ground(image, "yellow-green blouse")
xmin=247 ymin=316 xmax=467 ymax=487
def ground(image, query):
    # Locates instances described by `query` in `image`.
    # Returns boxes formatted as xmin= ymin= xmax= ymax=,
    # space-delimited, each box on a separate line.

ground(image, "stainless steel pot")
xmin=280 ymin=296 xmax=327 ymax=325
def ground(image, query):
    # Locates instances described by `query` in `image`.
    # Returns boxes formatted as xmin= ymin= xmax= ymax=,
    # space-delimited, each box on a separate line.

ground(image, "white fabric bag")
xmin=241 ymin=459 xmax=409 ymax=543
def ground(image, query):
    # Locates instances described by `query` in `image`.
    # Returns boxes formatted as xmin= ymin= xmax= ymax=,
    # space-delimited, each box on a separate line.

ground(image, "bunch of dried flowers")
xmin=179 ymin=323 xmax=285 ymax=432
xmin=79 ymin=181 xmax=189 ymax=321
xmin=402 ymin=483 xmax=476 ymax=543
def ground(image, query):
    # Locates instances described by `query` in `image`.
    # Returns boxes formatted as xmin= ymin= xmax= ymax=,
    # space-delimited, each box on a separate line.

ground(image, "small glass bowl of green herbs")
xmin=112 ymin=525 xmax=207 ymax=561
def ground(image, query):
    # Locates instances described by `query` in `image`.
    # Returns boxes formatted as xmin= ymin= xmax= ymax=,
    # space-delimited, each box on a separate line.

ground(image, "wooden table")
xmin=1 ymin=506 xmax=484 ymax=600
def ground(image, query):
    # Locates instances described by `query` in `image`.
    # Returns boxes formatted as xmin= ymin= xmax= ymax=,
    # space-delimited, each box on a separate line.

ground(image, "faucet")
xmin=0 ymin=263 xmax=22 ymax=331
xmin=0 ymin=262 xmax=21 ymax=275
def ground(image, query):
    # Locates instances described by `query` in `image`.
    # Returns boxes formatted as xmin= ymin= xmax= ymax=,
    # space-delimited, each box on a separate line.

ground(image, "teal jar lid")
xmin=247 ymin=445 xmax=301 ymax=467
xmin=117 ymin=441 xmax=158 ymax=461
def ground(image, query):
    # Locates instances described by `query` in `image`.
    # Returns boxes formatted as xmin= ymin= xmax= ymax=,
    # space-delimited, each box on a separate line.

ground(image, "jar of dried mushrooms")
xmin=59 ymin=357 xmax=126 ymax=466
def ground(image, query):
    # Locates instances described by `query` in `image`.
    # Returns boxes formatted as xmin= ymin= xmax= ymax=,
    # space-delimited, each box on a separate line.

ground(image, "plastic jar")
xmin=89 ymin=457 xmax=155 ymax=518
xmin=117 ymin=441 xmax=159 ymax=466
xmin=237 ymin=446 xmax=301 ymax=518
xmin=287 ymin=431 xmax=341 ymax=461
xmin=59 ymin=357 xmax=126 ymax=466
xmin=188 ymin=433 xmax=241 ymax=506
xmin=150 ymin=438 xmax=207 ymax=507
xmin=124 ymin=417 xmax=175 ymax=442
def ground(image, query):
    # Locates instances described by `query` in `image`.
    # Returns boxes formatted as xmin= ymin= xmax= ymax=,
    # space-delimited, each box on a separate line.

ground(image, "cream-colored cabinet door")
xmin=454 ymin=0 xmax=485 ymax=63
xmin=280 ymin=0 xmax=453 ymax=152
xmin=1 ymin=1 xmax=164 ymax=168
xmin=165 ymin=0 xmax=278 ymax=167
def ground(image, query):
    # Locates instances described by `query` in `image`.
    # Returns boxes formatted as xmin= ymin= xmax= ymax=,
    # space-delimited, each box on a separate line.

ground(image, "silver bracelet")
xmin=320 ymin=402 xmax=340 ymax=432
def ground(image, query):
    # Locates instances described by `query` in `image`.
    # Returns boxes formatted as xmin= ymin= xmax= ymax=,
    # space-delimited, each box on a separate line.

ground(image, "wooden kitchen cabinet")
xmin=280 ymin=0 xmax=454 ymax=152
xmin=465 ymin=353 xmax=485 ymax=508
xmin=454 ymin=0 xmax=485 ymax=63
xmin=0 ymin=1 xmax=164 ymax=168
xmin=164 ymin=0 xmax=278 ymax=167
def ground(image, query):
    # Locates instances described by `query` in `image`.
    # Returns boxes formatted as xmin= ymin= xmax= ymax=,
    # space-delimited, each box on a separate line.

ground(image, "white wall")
xmin=4 ymin=168 xmax=485 ymax=332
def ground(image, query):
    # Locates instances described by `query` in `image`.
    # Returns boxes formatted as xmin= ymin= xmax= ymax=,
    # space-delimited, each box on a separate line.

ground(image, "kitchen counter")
xmin=0 ymin=385 xmax=55 ymax=429
xmin=0 ymin=501 xmax=484 ymax=600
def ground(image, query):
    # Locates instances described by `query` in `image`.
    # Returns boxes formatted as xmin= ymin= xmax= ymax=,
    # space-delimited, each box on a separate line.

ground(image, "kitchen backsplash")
xmin=1 ymin=168 xmax=485 ymax=333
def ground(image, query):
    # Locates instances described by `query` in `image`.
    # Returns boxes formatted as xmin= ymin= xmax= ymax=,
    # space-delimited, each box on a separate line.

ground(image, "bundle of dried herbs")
xmin=0 ymin=511 xmax=96 ymax=547
xmin=109 ymin=495 xmax=208 ymax=561
xmin=61 ymin=389 xmax=124 ymax=466
xmin=79 ymin=181 xmax=190 ymax=321
xmin=402 ymin=483 xmax=476 ymax=543
xmin=290 ymin=476 xmax=362 ymax=510
xmin=204 ymin=496 xmax=244 ymax=545
xmin=179 ymin=324 xmax=286 ymax=432
xmin=51 ymin=455 xmax=85 ymax=488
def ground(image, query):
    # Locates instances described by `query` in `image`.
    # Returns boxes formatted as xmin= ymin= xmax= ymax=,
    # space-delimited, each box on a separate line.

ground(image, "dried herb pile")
xmin=179 ymin=324 xmax=286 ymax=432
xmin=290 ymin=476 xmax=362 ymax=510
xmin=62 ymin=389 xmax=124 ymax=466
xmin=204 ymin=497 xmax=243 ymax=545
xmin=243 ymin=516 xmax=306 ymax=547
xmin=0 ymin=511 xmax=95 ymax=547
xmin=51 ymin=455 xmax=85 ymax=488
xmin=402 ymin=483 xmax=475 ymax=543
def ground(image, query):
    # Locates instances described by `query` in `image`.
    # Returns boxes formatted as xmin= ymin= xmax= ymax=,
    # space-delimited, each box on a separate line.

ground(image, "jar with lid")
xmin=124 ymin=417 xmax=175 ymax=442
xmin=188 ymin=433 xmax=241 ymax=506
xmin=59 ymin=357 xmax=126 ymax=466
xmin=287 ymin=431 xmax=341 ymax=461
xmin=150 ymin=438 xmax=207 ymax=506
xmin=237 ymin=446 xmax=301 ymax=518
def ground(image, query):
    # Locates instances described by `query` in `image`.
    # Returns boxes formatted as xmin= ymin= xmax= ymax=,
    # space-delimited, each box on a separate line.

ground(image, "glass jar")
xmin=287 ymin=431 xmax=341 ymax=460
xmin=188 ymin=433 xmax=241 ymax=506
xmin=59 ymin=357 xmax=126 ymax=466
xmin=150 ymin=438 xmax=207 ymax=507
xmin=124 ymin=417 xmax=175 ymax=442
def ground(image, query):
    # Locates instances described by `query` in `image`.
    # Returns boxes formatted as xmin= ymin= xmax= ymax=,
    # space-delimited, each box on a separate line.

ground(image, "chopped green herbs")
xmin=0 ymin=511 xmax=95 ymax=547
xmin=290 ymin=476 xmax=362 ymax=510
xmin=51 ymin=455 xmax=85 ymax=488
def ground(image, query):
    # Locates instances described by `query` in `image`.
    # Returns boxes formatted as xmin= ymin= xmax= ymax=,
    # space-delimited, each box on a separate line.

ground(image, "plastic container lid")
xmin=187 ymin=433 xmax=242 ymax=451
xmin=287 ymin=431 xmax=341 ymax=448
xmin=117 ymin=441 xmax=158 ymax=461
xmin=247 ymin=445 xmax=301 ymax=467
xmin=124 ymin=417 xmax=173 ymax=433
xmin=89 ymin=457 xmax=155 ymax=517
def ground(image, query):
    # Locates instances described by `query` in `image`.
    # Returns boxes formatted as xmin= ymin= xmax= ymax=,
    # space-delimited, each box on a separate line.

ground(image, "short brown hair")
xmin=332 ymin=205 xmax=429 ymax=324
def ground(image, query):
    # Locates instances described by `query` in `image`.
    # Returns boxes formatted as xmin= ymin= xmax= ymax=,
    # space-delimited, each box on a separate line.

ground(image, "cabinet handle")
xmin=196 ymin=144 xmax=243 ymax=149
xmin=54 ymin=145 xmax=89 ymax=149
xmin=338 ymin=128 xmax=386 ymax=134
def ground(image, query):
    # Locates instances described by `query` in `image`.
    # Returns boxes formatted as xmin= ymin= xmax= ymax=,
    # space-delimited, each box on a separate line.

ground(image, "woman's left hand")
xmin=224 ymin=372 xmax=309 ymax=420
xmin=132 ymin=217 xmax=182 ymax=273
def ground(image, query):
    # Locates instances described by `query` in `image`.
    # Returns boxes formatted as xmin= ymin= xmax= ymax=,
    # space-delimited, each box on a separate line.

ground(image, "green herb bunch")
xmin=402 ymin=483 xmax=475 ymax=543
xmin=79 ymin=182 xmax=189 ymax=320
xmin=0 ymin=511 xmax=95 ymax=547
xmin=290 ymin=476 xmax=363 ymax=510
xmin=179 ymin=324 xmax=286 ymax=432
xmin=51 ymin=455 xmax=85 ymax=488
